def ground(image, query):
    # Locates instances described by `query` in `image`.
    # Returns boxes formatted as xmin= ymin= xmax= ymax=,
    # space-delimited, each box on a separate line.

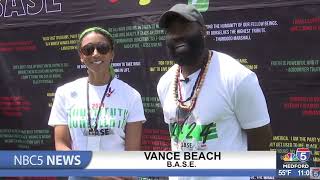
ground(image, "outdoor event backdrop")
xmin=0 ymin=0 xmax=319 ymax=168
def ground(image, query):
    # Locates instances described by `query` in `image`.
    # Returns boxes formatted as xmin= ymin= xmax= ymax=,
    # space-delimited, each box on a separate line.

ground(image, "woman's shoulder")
xmin=57 ymin=77 xmax=87 ymax=91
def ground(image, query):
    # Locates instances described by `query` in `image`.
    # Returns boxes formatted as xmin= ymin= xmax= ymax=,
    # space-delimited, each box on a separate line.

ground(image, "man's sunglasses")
xmin=80 ymin=43 xmax=111 ymax=56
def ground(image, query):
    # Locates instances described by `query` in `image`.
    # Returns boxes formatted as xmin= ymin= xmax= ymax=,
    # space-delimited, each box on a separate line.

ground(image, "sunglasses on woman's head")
xmin=80 ymin=43 xmax=111 ymax=56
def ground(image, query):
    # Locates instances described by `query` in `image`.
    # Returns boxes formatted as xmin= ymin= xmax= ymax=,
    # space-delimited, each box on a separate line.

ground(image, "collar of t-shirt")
xmin=178 ymin=68 xmax=201 ymax=99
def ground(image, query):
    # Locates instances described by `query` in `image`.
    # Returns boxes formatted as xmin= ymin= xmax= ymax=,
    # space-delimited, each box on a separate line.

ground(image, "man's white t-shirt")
xmin=157 ymin=50 xmax=270 ymax=180
xmin=48 ymin=77 xmax=146 ymax=151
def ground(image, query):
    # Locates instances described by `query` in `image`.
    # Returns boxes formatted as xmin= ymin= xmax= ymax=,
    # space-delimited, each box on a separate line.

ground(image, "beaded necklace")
xmin=173 ymin=50 xmax=212 ymax=112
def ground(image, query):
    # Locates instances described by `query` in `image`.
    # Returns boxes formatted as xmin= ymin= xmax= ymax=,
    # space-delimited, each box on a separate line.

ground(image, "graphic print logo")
xmin=71 ymin=91 xmax=77 ymax=98
xmin=139 ymin=0 xmax=151 ymax=6
xmin=188 ymin=0 xmax=210 ymax=12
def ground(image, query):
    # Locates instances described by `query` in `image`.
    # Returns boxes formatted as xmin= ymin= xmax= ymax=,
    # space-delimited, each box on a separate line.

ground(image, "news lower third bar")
xmin=0 ymin=151 xmax=279 ymax=177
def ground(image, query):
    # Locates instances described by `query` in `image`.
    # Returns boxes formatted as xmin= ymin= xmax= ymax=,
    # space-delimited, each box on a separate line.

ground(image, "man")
xmin=157 ymin=3 xmax=272 ymax=158
xmin=157 ymin=4 xmax=272 ymax=180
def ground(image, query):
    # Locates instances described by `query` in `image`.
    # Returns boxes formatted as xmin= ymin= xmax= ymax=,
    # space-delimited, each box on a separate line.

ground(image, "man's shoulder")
xmin=157 ymin=64 xmax=177 ymax=91
xmin=214 ymin=50 xmax=245 ymax=67
xmin=212 ymin=50 xmax=254 ymax=78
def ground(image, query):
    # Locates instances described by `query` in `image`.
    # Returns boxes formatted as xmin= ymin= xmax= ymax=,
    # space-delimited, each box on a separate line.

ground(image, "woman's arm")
xmin=125 ymin=121 xmax=143 ymax=151
xmin=54 ymin=125 xmax=72 ymax=150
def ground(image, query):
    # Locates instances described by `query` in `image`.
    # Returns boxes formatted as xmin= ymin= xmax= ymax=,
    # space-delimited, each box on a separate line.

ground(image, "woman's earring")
xmin=109 ymin=65 xmax=115 ymax=78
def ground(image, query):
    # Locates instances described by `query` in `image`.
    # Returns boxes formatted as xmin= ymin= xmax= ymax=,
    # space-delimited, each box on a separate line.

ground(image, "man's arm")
xmin=245 ymin=124 xmax=272 ymax=151
xmin=233 ymin=73 xmax=272 ymax=151
xmin=54 ymin=125 xmax=72 ymax=150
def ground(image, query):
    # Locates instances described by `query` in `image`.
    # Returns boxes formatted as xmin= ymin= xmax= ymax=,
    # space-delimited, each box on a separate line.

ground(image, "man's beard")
xmin=166 ymin=31 xmax=205 ymax=66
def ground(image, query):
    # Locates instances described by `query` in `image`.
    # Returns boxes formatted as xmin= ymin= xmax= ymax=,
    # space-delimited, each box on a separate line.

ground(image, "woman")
xmin=48 ymin=27 xmax=146 ymax=152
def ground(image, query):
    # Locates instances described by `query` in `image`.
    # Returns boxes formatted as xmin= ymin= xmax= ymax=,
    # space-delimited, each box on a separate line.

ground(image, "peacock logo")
xmin=282 ymin=152 xmax=299 ymax=162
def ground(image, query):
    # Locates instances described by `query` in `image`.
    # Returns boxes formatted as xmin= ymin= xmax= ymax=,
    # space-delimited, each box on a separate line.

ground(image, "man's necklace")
xmin=173 ymin=51 xmax=212 ymax=112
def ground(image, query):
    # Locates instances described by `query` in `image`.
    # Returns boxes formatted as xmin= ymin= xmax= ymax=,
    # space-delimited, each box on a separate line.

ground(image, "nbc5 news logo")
xmin=281 ymin=148 xmax=311 ymax=168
